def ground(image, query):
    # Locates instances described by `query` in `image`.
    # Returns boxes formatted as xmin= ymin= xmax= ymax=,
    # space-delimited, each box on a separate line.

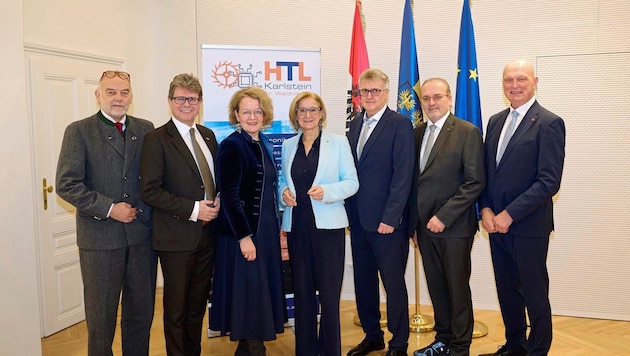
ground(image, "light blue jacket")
xmin=279 ymin=130 xmax=359 ymax=232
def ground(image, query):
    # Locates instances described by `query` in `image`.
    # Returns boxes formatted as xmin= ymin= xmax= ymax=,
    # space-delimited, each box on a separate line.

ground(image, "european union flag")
xmin=454 ymin=0 xmax=482 ymax=133
xmin=397 ymin=0 xmax=422 ymax=125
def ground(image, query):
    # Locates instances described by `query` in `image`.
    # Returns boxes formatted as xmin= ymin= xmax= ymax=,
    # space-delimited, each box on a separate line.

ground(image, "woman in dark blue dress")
xmin=210 ymin=87 xmax=286 ymax=356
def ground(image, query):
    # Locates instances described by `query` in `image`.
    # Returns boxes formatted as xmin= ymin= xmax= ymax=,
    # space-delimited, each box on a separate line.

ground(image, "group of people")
xmin=55 ymin=57 xmax=564 ymax=356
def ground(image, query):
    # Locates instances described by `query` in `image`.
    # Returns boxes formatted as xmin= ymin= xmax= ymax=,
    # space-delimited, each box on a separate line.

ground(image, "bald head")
xmin=502 ymin=59 xmax=538 ymax=109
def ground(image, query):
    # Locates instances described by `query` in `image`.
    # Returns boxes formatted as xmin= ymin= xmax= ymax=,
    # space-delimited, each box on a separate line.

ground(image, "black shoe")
xmin=347 ymin=338 xmax=386 ymax=356
xmin=246 ymin=339 xmax=266 ymax=356
xmin=413 ymin=341 xmax=449 ymax=355
xmin=385 ymin=349 xmax=408 ymax=356
xmin=479 ymin=344 xmax=527 ymax=356
xmin=235 ymin=340 xmax=249 ymax=356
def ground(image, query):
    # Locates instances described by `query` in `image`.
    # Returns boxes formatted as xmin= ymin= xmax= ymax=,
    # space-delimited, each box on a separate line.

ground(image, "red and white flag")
xmin=347 ymin=0 xmax=370 ymax=126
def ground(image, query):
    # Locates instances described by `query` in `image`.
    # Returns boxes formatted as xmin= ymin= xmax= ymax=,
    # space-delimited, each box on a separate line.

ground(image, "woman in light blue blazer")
xmin=279 ymin=92 xmax=359 ymax=356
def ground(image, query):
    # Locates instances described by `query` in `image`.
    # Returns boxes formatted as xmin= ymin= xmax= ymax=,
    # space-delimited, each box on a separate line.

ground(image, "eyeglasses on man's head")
xmin=101 ymin=71 xmax=130 ymax=81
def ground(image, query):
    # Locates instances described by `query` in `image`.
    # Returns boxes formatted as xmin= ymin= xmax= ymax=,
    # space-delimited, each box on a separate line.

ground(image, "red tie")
xmin=114 ymin=122 xmax=124 ymax=135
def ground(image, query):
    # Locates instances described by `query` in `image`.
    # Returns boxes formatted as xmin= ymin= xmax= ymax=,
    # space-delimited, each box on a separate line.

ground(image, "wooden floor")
xmin=42 ymin=288 xmax=630 ymax=355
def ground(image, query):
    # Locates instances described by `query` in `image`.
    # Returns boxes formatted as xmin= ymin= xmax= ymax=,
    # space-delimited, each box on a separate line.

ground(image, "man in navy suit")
xmin=346 ymin=68 xmax=415 ymax=356
xmin=478 ymin=59 xmax=565 ymax=356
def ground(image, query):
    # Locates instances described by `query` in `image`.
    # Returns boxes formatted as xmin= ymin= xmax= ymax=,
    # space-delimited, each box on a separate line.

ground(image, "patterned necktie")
xmin=357 ymin=117 xmax=375 ymax=158
xmin=189 ymin=128 xmax=216 ymax=200
xmin=114 ymin=122 xmax=124 ymax=135
xmin=420 ymin=124 xmax=437 ymax=172
xmin=496 ymin=110 xmax=519 ymax=165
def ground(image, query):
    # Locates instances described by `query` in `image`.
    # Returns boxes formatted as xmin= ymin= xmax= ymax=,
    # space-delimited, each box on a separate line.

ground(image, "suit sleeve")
xmin=140 ymin=130 xmax=196 ymax=219
xmin=382 ymin=118 xmax=415 ymax=227
xmin=479 ymin=116 xmax=499 ymax=211
xmin=56 ymin=123 xmax=113 ymax=219
xmin=505 ymin=117 xmax=566 ymax=222
xmin=435 ymin=126 xmax=486 ymax=227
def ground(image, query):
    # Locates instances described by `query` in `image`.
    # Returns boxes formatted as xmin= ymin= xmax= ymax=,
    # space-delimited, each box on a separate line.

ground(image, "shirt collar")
xmin=100 ymin=110 xmax=126 ymax=125
xmin=511 ymin=96 xmax=536 ymax=117
xmin=428 ymin=112 xmax=449 ymax=130
xmin=363 ymin=105 xmax=387 ymax=122
xmin=171 ymin=116 xmax=195 ymax=138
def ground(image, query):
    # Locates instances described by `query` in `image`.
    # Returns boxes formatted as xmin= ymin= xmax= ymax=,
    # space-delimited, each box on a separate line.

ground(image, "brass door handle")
xmin=43 ymin=178 xmax=54 ymax=210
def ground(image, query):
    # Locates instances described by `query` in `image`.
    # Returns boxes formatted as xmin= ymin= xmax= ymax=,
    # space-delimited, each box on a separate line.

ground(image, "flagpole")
xmin=348 ymin=0 xmax=388 ymax=328
xmin=409 ymin=244 xmax=434 ymax=332
xmin=455 ymin=0 xmax=487 ymax=338
xmin=396 ymin=0 xmax=435 ymax=333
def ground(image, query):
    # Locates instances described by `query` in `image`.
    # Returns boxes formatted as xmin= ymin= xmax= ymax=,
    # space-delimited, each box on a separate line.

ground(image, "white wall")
xmin=195 ymin=0 xmax=630 ymax=320
xmin=22 ymin=0 xmax=199 ymax=126
xmin=0 ymin=0 xmax=199 ymax=350
xmin=0 ymin=2 xmax=43 ymax=355
xmin=3 ymin=1 xmax=630 ymax=351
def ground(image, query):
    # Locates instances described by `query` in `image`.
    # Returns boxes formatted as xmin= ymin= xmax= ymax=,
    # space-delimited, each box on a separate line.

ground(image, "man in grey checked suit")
xmin=56 ymin=70 xmax=157 ymax=356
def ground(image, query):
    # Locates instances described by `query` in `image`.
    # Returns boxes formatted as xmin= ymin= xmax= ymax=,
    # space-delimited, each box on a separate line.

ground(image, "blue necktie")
xmin=496 ymin=110 xmax=519 ymax=165
xmin=357 ymin=117 xmax=375 ymax=158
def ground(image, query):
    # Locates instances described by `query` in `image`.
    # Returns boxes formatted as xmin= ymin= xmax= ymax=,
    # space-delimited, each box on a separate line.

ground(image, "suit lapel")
xmin=347 ymin=112 xmax=362 ymax=162
xmin=122 ymin=119 xmax=139 ymax=176
xmin=104 ymin=123 xmax=125 ymax=159
xmin=167 ymin=120 xmax=202 ymax=180
xmin=196 ymin=124 xmax=218 ymax=158
xmin=313 ymin=132 xmax=331 ymax=184
xmin=284 ymin=133 xmax=300 ymax=189
xmin=360 ymin=107 xmax=391 ymax=162
xmin=424 ymin=114 xmax=455 ymax=172
xmin=499 ymin=102 xmax=539 ymax=168
xmin=490 ymin=108 xmax=510 ymax=169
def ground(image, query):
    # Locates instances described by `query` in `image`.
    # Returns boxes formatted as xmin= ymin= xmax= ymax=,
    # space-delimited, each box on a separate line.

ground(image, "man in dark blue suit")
xmin=346 ymin=68 xmax=415 ymax=356
xmin=478 ymin=59 xmax=565 ymax=356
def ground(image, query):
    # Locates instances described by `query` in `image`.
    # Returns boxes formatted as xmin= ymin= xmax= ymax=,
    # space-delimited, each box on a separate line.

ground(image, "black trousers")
xmin=288 ymin=206 xmax=345 ymax=356
xmin=417 ymin=228 xmax=474 ymax=356
xmin=158 ymin=228 xmax=216 ymax=356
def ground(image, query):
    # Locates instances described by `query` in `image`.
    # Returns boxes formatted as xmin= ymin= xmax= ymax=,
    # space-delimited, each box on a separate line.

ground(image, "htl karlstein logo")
xmin=211 ymin=61 xmax=261 ymax=89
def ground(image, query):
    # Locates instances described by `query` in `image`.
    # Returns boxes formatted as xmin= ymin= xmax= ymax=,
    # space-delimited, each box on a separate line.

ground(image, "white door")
xmin=26 ymin=48 xmax=123 ymax=336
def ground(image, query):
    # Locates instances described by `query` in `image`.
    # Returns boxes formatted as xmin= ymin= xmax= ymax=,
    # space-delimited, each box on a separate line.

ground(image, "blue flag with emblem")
xmin=454 ymin=0 xmax=482 ymax=133
xmin=397 ymin=0 xmax=422 ymax=125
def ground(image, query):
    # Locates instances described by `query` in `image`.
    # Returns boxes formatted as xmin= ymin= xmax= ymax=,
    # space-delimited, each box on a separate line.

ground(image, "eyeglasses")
xmin=420 ymin=94 xmax=448 ymax=103
xmin=296 ymin=107 xmax=321 ymax=116
xmin=101 ymin=71 xmax=130 ymax=81
xmin=240 ymin=109 xmax=263 ymax=118
xmin=359 ymin=88 xmax=388 ymax=97
xmin=172 ymin=96 xmax=201 ymax=105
